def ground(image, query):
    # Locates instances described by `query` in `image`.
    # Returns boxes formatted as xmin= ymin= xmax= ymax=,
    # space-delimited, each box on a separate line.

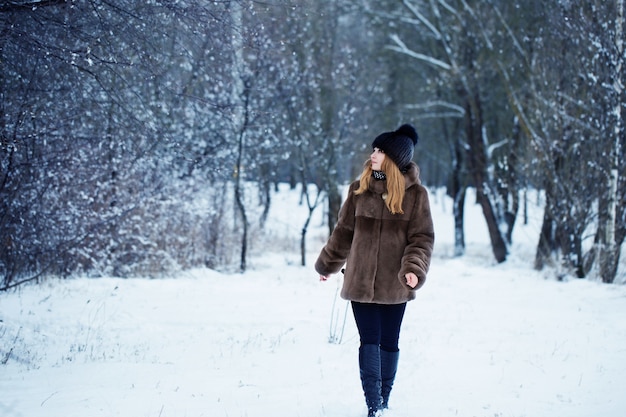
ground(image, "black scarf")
xmin=372 ymin=171 xmax=387 ymax=181
xmin=372 ymin=170 xmax=386 ymax=181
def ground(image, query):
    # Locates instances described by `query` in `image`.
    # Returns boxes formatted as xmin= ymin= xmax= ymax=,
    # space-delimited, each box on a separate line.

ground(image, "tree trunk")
xmin=229 ymin=1 xmax=250 ymax=273
xmin=234 ymin=129 xmax=248 ymax=273
xmin=464 ymin=93 xmax=507 ymax=263
xmin=535 ymin=201 xmax=557 ymax=271
xmin=300 ymin=223 xmax=308 ymax=267
xmin=453 ymin=188 xmax=466 ymax=257
xmin=258 ymin=172 xmax=271 ymax=229
xmin=557 ymin=223 xmax=584 ymax=278
xmin=447 ymin=137 xmax=466 ymax=257
xmin=502 ymin=117 xmax=522 ymax=244
xmin=596 ymin=0 xmax=623 ymax=283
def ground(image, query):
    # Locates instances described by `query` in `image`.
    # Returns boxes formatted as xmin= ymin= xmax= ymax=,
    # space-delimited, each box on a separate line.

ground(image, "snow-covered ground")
xmin=1 ymin=185 xmax=625 ymax=417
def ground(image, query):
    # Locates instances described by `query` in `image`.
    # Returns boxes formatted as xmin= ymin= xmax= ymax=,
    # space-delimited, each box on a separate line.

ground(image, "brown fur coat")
xmin=315 ymin=162 xmax=434 ymax=304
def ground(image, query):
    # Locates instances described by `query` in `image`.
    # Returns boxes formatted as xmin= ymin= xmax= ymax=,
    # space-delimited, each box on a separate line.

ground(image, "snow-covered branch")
xmin=405 ymin=100 xmax=465 ymax=114
xmin=486 ymin=138 xmax=508 ymax=159
xmin=403 ymin=0 xmax=442 ymax=39
xmin=0 ymin=0 xmax=67 ymax=12
xmin=387 ymin=34 xmax=452 ymax=71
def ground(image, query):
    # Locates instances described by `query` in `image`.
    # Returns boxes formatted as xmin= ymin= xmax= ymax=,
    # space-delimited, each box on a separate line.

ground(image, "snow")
xmin=2 ymin=185 xmax=626 ymax=417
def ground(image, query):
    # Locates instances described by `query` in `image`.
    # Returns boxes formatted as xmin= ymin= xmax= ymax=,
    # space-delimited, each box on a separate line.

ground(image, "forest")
xmin=1 ymin=0 xmax=624 ymax=289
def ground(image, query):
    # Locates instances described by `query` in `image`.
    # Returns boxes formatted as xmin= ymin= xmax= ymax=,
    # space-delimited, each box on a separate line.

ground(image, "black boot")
xmin=359 ymin=344 xmax=382 ymax=417
xmin=380 ymin=349 xmax=399 ymax=409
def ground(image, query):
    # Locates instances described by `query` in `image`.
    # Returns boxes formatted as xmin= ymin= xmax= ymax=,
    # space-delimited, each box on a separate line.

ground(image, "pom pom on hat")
xmin=372 ymin=124 xmax=419 ymax=171
xmin=395 ymin=124 xmax=418 ymax=145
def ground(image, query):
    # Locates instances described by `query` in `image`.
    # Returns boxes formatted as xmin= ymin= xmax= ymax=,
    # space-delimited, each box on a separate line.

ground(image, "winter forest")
xmin=1 ymin=0 xmax=625 ymax=289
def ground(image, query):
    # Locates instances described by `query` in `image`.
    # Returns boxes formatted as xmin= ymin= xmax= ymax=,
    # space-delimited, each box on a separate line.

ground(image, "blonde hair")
xmin=355 ymin=158 xmax=406 ymax=214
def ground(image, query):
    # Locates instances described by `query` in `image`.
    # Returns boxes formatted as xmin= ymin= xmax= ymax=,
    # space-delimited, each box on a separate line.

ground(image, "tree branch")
xmin=387 ymin=34 xmax=452 ymax=71
xmin=0 ymin=0 xmax=67 ymax=13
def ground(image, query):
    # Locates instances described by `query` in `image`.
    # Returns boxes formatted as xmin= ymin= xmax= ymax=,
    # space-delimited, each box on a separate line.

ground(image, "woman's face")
xmin=371 ymin=147 xmax=386 ymax=171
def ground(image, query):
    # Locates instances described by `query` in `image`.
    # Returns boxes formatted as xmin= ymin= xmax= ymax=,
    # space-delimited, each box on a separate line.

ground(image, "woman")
xmin=315 ymin=124 xmax=434 ymax=417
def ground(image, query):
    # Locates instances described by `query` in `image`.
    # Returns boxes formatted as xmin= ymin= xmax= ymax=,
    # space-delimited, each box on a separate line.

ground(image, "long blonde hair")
xmin=355 ymin=158 xmax=406 ymax=214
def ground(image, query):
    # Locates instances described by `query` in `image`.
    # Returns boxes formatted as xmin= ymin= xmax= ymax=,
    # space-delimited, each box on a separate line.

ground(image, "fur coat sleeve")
xmin=314 ymin=184 xmax=357 ymax=277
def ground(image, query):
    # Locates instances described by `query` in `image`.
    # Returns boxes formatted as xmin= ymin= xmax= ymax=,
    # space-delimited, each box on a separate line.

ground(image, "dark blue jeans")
xmin=351 ymin=301 xmax=407 ymax=352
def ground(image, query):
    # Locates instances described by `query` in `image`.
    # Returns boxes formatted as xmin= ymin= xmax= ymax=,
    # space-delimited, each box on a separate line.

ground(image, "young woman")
xmin=315 ymin=124 xmax=434 ymax=417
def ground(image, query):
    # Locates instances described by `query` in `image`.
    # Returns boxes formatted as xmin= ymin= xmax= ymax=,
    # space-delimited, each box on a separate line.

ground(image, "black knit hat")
xmin=371 ymin=124 xmax=419 ymax=171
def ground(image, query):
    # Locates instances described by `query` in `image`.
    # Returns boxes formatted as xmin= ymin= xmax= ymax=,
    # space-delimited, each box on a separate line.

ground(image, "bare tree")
xmin=594 ymin=0 xmax=625 ymax=283
xmin=389 ymin=0 xmax=510 ymax=262
xmin=0 ymin=1 xmax=239 ymax=287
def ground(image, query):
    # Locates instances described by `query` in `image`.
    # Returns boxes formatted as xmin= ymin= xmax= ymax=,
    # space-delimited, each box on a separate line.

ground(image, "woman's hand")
xmin=405 ymin=272 xmax=418 ymax=288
